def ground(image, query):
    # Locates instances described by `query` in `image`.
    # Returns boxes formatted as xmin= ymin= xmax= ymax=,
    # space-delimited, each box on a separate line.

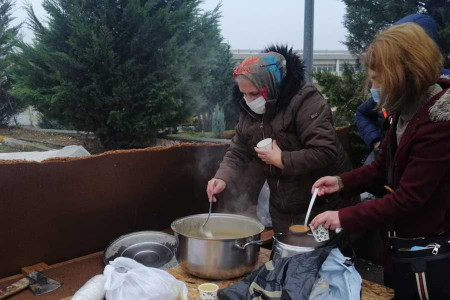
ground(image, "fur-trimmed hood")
xmin=233 ymin=45 xmax=306 ymax=113
xmin=430 ymin=78 xmax=450 ymax=122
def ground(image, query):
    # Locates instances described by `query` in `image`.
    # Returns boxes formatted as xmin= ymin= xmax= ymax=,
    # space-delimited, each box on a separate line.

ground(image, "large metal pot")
xmin=271 ymin=232 xmax=325 ymax=261
xmin=171 ymin=213 xmax=265 ymax=279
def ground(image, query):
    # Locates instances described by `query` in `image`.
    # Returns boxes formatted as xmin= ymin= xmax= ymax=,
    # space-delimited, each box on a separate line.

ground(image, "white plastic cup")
xmin=311 ymin=224 xmax=330 ymax=242
xmin=198 ymin=283 xmax=219 ymax=300
xmin=257 ymin=138 xmax=273 ymax=150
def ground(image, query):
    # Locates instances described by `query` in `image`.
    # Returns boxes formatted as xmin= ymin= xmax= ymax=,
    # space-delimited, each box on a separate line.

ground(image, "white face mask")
xmin=244 ymin=95 xmax=266 ymax=114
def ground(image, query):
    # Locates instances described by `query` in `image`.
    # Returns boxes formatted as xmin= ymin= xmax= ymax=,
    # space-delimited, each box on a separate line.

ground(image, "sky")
xmin=13 ymin=0 xmax=349 ymax=50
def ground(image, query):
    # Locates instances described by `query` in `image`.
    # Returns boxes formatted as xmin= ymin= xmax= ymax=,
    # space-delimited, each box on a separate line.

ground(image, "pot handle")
xmin=235 ymin=240 xmax=264 ymax=250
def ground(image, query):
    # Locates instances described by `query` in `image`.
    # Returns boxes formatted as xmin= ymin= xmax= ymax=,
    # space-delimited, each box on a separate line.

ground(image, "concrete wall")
xmin=0 ymin=144 xmax=235 ymax=278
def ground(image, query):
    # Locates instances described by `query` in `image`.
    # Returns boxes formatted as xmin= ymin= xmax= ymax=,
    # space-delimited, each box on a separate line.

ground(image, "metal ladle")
xmin=305 ymin=187 xmax=343 ymax=235
xmin=304 ymin=187 xmax=319 ymax=227
xmin=200 ymin=195 xmax=213 ymax=238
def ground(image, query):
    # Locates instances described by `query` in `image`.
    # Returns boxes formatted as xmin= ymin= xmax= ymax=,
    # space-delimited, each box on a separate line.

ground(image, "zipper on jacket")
xmin=260 ymin=114 xmax=274 ymax=176
xmin=260 ymin=114 xmax=265 ymax=139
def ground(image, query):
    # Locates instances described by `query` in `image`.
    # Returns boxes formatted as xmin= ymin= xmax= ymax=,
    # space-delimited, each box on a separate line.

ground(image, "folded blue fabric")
xmin=318 ymin=248 xmax=362 ymax=300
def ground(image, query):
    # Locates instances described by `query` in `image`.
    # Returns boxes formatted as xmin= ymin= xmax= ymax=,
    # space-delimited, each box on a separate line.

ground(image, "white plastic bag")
xmin=256 ymin=180 xmax=272 ymax=227
xmin=72 ymin=274 xmax=106 ymax=300
xmin=104 ymin=257 xmax=188 ymax=300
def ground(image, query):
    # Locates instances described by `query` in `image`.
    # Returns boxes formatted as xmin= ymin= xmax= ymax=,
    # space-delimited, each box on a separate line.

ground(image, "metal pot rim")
xmin=171 ymin=213 xmax=265 ymax=241
xmin=272 ymin=233 xmax=316 ymax=251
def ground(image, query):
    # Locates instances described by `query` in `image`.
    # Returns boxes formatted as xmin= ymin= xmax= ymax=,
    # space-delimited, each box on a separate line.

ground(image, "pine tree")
xmin=183 ymin=5 xmax=236 ymax=131
xmin=313 ymin=64 xmax=369 ymax=166
xmin=0 ymin=0 xmax=23 ymax=126
xmin=313 ymin=64 xmax=366 ymax=127
xmin=10 ymin=0 xmax=233 ymax=148
xmin=211 ymin=104 xmax=225 ymax=138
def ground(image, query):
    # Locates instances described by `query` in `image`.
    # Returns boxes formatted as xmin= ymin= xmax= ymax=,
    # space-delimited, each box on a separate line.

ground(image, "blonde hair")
xmin=364 ymin=23 xmax=443 ymax=111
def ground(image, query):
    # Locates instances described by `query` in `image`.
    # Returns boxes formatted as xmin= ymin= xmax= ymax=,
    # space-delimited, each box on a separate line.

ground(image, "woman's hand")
xmin=206 ymin=178 xmax=226 ymax=202
xmin=254 ymin=140 xmax=284 ymax=169
xmin=310 ymin=211 xmax=341 ymax=230
xmin=311 ymin=176 xmax=340 ymax=197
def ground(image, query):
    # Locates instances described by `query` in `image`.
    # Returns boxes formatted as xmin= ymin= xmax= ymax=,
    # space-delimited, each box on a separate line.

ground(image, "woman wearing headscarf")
xmin=206 ymin=45 xmax=356 ymax=233
xmin=310 ymin=24 xmax=450 ymax=298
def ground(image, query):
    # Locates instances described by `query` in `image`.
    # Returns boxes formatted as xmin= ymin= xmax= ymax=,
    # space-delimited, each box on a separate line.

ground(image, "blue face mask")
xmin=370 ymin=88 xmax=381 ymax=103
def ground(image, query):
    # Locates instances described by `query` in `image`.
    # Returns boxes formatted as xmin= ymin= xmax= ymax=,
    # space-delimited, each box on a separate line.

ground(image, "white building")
xmin=9 ymin=106 xmax=40 ymax=127
xmin=232 ymin=49 xmax=358 ymax=76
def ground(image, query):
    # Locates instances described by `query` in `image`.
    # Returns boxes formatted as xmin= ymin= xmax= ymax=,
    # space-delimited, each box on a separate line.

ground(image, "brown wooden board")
xmin=0 ymin=144 xmax=228 ymax=278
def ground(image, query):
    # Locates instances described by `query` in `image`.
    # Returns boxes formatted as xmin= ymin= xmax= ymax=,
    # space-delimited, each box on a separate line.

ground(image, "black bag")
xmin=218 ymin=247 xmax=332 ymax=300
xmin=390 ymin=233 xmax=450 ymax=300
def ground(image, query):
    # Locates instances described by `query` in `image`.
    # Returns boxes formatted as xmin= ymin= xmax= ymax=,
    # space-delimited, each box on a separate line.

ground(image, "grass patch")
xmin=169 ymin=130 xmax=235 ymax=139
xmin=0 ymin=143 xmax=24 ymax=153
xmin=170 ymin=132 xmax=217 ymax=139
xmin=0 ymin=143 xmax=48 ymax=153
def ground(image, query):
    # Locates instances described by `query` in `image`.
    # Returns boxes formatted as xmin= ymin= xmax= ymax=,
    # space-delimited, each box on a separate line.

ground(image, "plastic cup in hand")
xmin=257 ymin=138 xmax=273 ymax=150
xmin=198 ymin=283 xmax=219 ymax=300
xmin=311 ymin=224 xmax=330 ymax=242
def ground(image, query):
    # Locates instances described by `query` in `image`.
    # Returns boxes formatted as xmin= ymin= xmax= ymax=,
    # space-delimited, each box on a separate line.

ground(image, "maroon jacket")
xmin=339 ymin=78 xmax=450 ymax=238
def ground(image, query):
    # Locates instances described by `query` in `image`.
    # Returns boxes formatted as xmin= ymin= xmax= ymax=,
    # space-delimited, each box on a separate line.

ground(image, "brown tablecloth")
xmin=0 ymin=249 xmax=394 ymax=300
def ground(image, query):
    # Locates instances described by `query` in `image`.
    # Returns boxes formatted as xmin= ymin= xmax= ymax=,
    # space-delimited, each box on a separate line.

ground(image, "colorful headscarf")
xmin=233 ymin=52 xmax=287 ymax=101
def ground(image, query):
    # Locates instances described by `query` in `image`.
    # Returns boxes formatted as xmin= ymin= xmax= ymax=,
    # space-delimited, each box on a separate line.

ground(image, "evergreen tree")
xmin=10 ymin=0 xmax=233 ymax=148
xmin=185 ymin=5 xmax=236 ymax=131
xmin=211 ymin=104 xmax=224 ymax=138
xmin=342 ymin=0 xmax=450 ymax=67
xmin=313 ymin=64 xmax=366 ymax=127
xmin=0 ymin=0 xmax=23 ymax=126
xmin=313 ymin=64 xmax=369 ymax=166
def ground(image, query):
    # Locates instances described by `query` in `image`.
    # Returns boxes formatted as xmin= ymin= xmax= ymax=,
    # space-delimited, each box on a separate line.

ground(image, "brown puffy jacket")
xmin=215 ymin=46 xmax=356 ymax=231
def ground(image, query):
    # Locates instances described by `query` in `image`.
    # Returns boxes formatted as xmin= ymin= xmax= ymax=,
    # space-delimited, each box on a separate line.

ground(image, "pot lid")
xmin=103 ymin=231 xmax=178 ymax=269
xmin=277 ymin=232 xmax=327 ymax=248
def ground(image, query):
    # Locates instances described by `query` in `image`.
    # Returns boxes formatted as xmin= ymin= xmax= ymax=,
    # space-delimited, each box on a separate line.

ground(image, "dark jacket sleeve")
xmin=281 ymin=91 xmax=339 ymax=176
xmin=338 ymin=131 xmax=390 ymax=198
xmin=214 ymin=117 xmax=252 ymax=184
xmin=355 ymin=98 xmax=382 ymax=147
xmin=338 ymin=121 xmax=450 ymax=234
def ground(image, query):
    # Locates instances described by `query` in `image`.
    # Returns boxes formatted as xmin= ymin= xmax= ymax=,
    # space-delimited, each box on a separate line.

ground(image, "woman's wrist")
xmin=335 ymin=176 xmax=344 ymax=191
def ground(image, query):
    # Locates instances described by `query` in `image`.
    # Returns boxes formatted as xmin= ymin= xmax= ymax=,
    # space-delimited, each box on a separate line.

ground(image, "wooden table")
xmin=0 ymin=249 xmax=394 ymax=300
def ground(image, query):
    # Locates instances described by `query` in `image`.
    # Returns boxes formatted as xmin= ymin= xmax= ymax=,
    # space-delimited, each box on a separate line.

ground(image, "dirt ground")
xmin=0 ymin=127 xmax=105 ymax=154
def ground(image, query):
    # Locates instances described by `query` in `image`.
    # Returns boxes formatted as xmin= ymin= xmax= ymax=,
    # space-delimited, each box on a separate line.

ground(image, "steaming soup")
xmin=289 ymin=225 xmax=310 ymax=233
xmin=187 ymin=229 xmax=252 ymax=239
xmin=199 ymin=283 xmax=219 ymax=292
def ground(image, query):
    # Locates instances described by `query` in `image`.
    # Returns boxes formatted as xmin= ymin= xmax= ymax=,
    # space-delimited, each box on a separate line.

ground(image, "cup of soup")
xmin=198 ymin=283 xmax=219 ymax=300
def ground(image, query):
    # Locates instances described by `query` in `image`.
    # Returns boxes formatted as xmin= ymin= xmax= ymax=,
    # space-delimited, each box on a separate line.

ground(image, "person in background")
xmin=356 ymin=14 xmax=450 ymax=163
xmin=311 ymin=23 xmax=450 ymax=298
xmin=206 ymin=45 xmax=357 ymax=233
